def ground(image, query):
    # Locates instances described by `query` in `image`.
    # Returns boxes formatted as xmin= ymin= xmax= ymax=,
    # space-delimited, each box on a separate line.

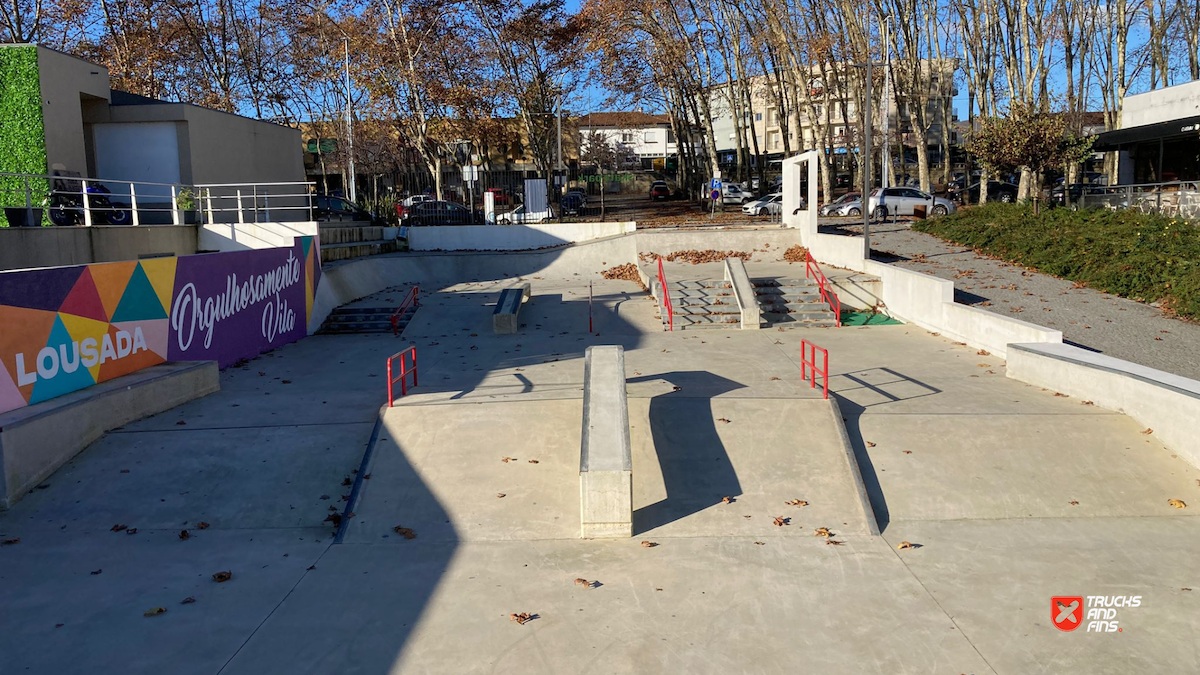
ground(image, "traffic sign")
xmin=710 ymin=189 xmax=721 ymax=201
xmin=710 ymin=178 xmax=722 ymax=190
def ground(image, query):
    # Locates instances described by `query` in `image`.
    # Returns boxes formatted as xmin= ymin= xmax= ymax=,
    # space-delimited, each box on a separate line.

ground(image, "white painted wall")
xmin=408 ymin=222 xmax=636 ymax=251
xmin=583 ymin=127 xmax=677 ymax=159
xmin=1121 ymin=80 xmax=1200 ymax=128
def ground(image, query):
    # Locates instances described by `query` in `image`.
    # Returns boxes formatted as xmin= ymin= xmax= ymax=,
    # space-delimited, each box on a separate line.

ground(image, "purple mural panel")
xmin=168 ymin=242 xmax=308 ymax=367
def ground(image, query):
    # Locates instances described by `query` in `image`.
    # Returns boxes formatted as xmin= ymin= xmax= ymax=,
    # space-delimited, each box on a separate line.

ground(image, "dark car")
xmin=560 ymin=192 xmax=585 ymax=216
xmin=649 ymin=181 xmax=672 ymax=200
xmin=403 ymin=200 xmax=481 ymax=226
xmin=314 ymin=195 xmax=376 ymax=223
xmin=1050 ymin=183 xmax=1114 ymax=208
xmin=951 ymin=181 xmax=1018 ymax=205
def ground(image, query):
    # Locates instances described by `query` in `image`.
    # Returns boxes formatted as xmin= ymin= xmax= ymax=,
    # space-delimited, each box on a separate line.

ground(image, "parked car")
xmin=489 ymin=204 xmax=557 ymax=225
xmin=721 ymin=183 xmax=750 ymax=205
xmin=830 ymin=197 xmax=866 ymax=216
xmin=649 ymin=181 xmax=672 ymax=200
xmin=950 ymin=180 xmax=1018 ymax=204
xmin=867 ymin=187 xmax=957 ymax=217
xmin=484 ymin=188 xmax=511 ymax=205
xmin=315 ymin=195 xmax=377 ymax=223
xmin=403 ymin=200 xmax=480 ymax=226
xmin=566 ymin=186 xmax=588 ymax=205
xmin=560 ymin=192 xmax=586 ymax=216
xmin=820 ymin=192 xmax=861 ymax=216
xmin=742 ymin=192 xmax=783 ymax=216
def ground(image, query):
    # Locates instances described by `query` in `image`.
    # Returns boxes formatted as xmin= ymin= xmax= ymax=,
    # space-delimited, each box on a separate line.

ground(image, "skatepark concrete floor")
xmin=1 ymin=270 xmax=1197 ymax=675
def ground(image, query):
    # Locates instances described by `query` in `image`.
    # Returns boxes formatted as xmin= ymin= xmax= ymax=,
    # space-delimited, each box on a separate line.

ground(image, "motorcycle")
xmin=48 ymin=175 xmax=131 ymax=226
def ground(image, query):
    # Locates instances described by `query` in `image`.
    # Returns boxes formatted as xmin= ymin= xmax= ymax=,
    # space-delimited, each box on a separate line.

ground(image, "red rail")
xmin=657 ymin=257 xmax=674 ymax=331
xmin=390 ymin=285 xmax=420 ymax=336
xmin=800 ymin=339 xmax=829 ymax=399
xmin=386 ymin=347 xmax=418 ymax=406
xmin=804 ymin=250 xmax=842 ymax=327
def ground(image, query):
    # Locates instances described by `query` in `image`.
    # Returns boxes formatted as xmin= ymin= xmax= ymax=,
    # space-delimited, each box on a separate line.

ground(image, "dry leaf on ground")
xmin=825 ymin=539 xmax=845 ymax=546
xmin=212 ymin=571 xmax=232 ymax=583
xmin=773 ymin=516 xmax=789 ymax=527
xmin=786 ymin=499 xmax=809 ymax=507
xmin=866 ymin=441 xmax=876 ymax=448
xmin=721 ymin=496 xmax=734 ymax=504
xmin=393 ymin=526 xmax=417 ymax=539
xmin=180 ymin=597 xmax=195 ymax=604
xmin=178 ymin=530 xmax=190 ymax=541
xmin=896 ymin=541 xmax=917 ymax=550
xmin=0 ymin=538 xmax=19 ymax=546
xmin=813 ymin=527 xmax=833 ymax=538
xmin=1168 ymin=499 xmax=1187 ymax=509
xmin=143 ymin=607 xmax=167 ymax=617
xmin=1142 ymin=428 xmax=1154 ymax=435
xmin=496 ymin=493 xmax=506 ymax=498
xmin=509 ymin=612 xmax=534 ymax=625
xmin=196 ymin=522 xmax=210 ymax=530
xmin=640 ymin=541 xmax=658 ymax=548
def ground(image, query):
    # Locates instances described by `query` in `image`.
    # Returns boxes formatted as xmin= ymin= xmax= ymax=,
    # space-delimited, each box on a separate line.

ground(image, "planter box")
xmin=3 ymin=207 xmax=43 ymax=227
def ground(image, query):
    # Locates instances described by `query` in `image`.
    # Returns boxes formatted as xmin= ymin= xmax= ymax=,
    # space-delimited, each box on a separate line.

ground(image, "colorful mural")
xmin=0 ymin=236 xmax=320 ymax=415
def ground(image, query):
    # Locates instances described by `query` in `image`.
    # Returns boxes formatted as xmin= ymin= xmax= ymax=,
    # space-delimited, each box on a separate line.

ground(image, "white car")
xmin=742 ymin=192 xmax=783 ymax=216
xmin=867 ymin=187 xmax=957 ymax=217
xmin=489 ymin=204 xmax=557 ymax=225
xmin=721 ymin=184 xmax=750 ymax=205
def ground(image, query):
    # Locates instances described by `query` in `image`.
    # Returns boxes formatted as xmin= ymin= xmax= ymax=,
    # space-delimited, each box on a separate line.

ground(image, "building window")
xmin=644 ymin=131 xmax=655 ymax=143
xmin=767 ymin=109 xmax=777 ymax=125
xmin=768 ymin=131 xmax=781 ymax=150
xmin=620 ymin=131 xmax=634 ymax=144
xmin=755 ymin=112 xmax=763 ymax=121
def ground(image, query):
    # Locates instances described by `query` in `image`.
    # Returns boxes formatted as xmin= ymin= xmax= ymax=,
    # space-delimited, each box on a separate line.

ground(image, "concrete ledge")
xmin=0 ymin=361 xmax=219 ymax=509
xmin=492 ymin=282 xmax=532 ymax=334
xmin=827 ymin=398 xmax=881 ymax=536
xmin=1007 ymin=343 xmax=1200 ymax=469
xmin=723 ymin=257 xmax=761 ymax=329
xmin=579 ymin=346 xmax=632 ymax=538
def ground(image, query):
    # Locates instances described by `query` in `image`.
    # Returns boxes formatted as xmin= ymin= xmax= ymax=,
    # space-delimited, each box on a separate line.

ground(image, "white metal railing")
xmin=0 ymin=171 xmax=315 ymax=227
xmin=1063 ymin=180 xmax=1200 ymax=221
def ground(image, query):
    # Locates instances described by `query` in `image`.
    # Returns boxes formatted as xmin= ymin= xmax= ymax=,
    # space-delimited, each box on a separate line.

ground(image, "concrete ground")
xmin=2 ymin=270 xmax=1197 ymax=675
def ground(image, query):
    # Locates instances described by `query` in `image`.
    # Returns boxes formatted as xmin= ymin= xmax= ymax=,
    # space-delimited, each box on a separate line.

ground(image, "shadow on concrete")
xmin=628 ymin=371 xmax=745 ymax=535
xmin=829 ymin=367 xmax=942 ymax=534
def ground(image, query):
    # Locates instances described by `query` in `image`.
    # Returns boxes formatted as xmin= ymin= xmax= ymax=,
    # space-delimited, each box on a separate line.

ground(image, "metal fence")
xmin=0 ymin=171 xmax=315 ymax=227
xmin=1062 ymin=180 xmax=1200 ymax=221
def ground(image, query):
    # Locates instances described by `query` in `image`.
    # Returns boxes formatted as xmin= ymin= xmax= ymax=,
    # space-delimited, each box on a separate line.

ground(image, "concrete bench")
xmin=579 ymin=345 xmax=632 ymax=538
xmin=492 ymin=282 xmax=531 ymax=334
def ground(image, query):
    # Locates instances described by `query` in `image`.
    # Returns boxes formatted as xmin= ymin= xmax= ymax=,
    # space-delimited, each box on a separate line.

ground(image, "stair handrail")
xmin=390 ymin=285 xmax=420 ymax=336
xmin=656 ymin=257 xmax=674 ymax=331
xmin=804 ymin=250 xmax=842 ymax=327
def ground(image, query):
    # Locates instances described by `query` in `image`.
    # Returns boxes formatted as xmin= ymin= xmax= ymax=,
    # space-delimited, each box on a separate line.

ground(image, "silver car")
xmin=742 ymin=192 xmax=783 ymax=216
xmin=867 ymin=187 xmax=957 ymax=217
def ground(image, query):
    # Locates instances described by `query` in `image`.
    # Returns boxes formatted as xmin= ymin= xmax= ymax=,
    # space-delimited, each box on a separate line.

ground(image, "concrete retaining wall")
xmin=198 ymin=221 xmax=319 ymax=252
xmin=635 ymin=228 xmax=802 ymax=259
xmin=0 ymin=361 xmax=219 ymax=508
xmin=409 ymin=222 xmax=636 ymax=251
xmin=0 ymin=225 xmax=197 ymax=271
xmin=1007 ymin=343 xmax=1200 ymax=469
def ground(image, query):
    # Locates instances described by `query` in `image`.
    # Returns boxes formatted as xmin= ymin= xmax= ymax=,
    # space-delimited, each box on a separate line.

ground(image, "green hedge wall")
xmin=0 ymin=46 xmax=49 ymax=227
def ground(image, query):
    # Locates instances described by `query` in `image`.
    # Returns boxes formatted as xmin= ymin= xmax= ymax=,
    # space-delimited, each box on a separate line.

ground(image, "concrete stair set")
xmin=655 ymin=275 xmax=836 ymax=330
xmin=317 ymin=304 xmax=416 ymax=334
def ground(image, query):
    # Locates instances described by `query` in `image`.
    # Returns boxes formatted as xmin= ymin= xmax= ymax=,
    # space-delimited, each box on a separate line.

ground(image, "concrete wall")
xmin=1007 ymin=343 xmax=1200 ymax=469
xmin=199 ymin=221 xmax=319 ymax=252
xmin=1121 ymin=80 xmax=1200 ymax=128
xmin=635 ymin=227 xmax=803 ymax=258
xmin=409 ymin=222 xmax=635 ymax=251
xmin=35 ymin=46 xmax=111 ymax=176
xmin=0 ymin=225 xmax=197 ymax=271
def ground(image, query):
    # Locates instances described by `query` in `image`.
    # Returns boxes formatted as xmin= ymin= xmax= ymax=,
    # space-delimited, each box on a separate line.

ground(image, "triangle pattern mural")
xmin=111 ymin=263 xmax=168 ymax=323
xmin=59 ymin=267 xmax=109 ymax=323
xmin=140 ymin=257 xmax=178 ymax=317
xmin=60 ymin=312 xmax=116 ymax=382
xmin=88 ymin=261 xmax=137 ymax=320
xmin=29 ymin=315 xmax=97 ymax=405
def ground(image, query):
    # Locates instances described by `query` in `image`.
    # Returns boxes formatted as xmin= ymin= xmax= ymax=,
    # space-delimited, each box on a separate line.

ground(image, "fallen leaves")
xmin=977 ymin=349 xmax=990 ymax=356
xmin=783 ymin=245 xmax=809 ymax=263
xmin=769 ymin=376 xmax=781 ymax=381
xmin=196 ymin=522 xmax=210 ymax=530
xmin=785 ymin=499 xmax=809 ymax=507
xmin=143 ymin=607 xmax=167 ymax=617
xmin=110 ymin=524 xmax=127 ymax=533
xmin=642 ymin=249 xmax=752 ymax=265
xmin=501 ymin=456 xmax=515 ymax=463
xmin=1081 ymin=400 xmax=1094 ymax=406
xmin=825 ymin=539 xmax=845 ymax=546
xmin=573 ymin=578 xmax=596 ymax=589
xmin=212 ymin=571 xmax=232 ymax=583
xmin=773 ymin=516 xmax=789 ymax=527
xmin=497 ymin=493 xmax=506 ymax=499
xmin=813 ymin=527 xmax=833 ymax=538
xmin=180 ymin=597 xmax=196 ymax=605
xmin=90 ymin=569 xmax=102 ymax=575
xmin=509 ymin=612 xmax=534 ymax=625
xmin=866 ymin=441 xmax=876 ymax=448
xmin=601 ymin=264 xmax=646 ymax=290
xmin=721 ymin=496 xmax=735 ymax=504
xmin=1142 ymin=428 xmax=1154 ymax=435
xmin=896 ymin=541 xmax=920 ymax=550
xmin=178 ymin=530 xmax=190 ymax=541
xmin=716 ymin=418 xmax=731 ymax=424
xmin=527 ymin=459 xmax=539 ymax=464
xmin=393 ymin=526 xmax=417 ymax=539
xmin=1069 ymin=500 xmax=1080 ymax=506
xmin=640 ymin=541 xmax=658 ymax=548
xmin=1168 ymin=499 xmax=1187 ymax=509
xmin=0 ymin=538 xmax=19 ymax=546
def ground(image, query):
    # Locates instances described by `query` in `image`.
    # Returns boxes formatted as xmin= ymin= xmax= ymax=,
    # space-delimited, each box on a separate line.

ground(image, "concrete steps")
xmin=318 ymin=305 xmax=416 ymax=335
xmin=658 ymin=280 xmax=740 ymax=330
xmin=752 ymin=278 xmax=838 ymax=328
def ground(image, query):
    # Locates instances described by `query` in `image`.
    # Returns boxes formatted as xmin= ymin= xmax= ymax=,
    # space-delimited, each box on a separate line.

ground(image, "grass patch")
xmin=913 ymin=203 xmax=1200 ymax=320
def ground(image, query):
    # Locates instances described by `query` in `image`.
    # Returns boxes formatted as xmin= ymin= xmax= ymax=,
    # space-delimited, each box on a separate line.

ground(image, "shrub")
xmin=913 ymin=204 xmax=1200 ymax=319
xmin=0 ymin=46 xmax=49 ymax=227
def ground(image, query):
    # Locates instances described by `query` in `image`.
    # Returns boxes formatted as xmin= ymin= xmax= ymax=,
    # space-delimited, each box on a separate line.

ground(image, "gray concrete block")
xmin=723 ymin=257 xmax=761 ymax=329
xmin=492 ymin=282 xmax=531 ymax=334
xmin=0 ymin=361 xmax=219 ymax=509
xmin=579 ymin=345 xmax=632 ymax=538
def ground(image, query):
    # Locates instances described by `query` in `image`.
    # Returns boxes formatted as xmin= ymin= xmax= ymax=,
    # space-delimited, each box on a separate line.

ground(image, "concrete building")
xmin=1093 ymin=80 xmax=1200 ymax=184
xmin=576 ymin=112 xmax=679 ymax=169
xmin=0 ymin=44 xmax=304 ymax=212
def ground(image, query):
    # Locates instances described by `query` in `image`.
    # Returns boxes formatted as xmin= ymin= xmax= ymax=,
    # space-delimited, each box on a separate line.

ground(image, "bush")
xmin=912 ymin=203 xmax=1200 ymax=319
xmin=0 ymin=45 xmax=49 ymax=227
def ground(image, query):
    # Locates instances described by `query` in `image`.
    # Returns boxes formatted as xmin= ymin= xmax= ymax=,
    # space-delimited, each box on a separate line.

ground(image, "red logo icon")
xmin=1053 ymin=596 xmax=1084 ymax=632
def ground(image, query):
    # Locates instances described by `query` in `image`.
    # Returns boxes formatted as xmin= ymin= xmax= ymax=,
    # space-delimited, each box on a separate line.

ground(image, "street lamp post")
xmin=343 ymin=37 xmax=356 ymax=204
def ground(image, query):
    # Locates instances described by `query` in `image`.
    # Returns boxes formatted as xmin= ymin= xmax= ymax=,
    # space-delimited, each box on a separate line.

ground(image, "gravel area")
xmin=822 ymin=218 xmax=1200 ymax=381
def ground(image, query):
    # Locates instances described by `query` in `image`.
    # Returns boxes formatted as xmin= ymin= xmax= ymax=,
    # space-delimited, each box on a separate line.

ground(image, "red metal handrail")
xmin=656 ymin=257 xmax=674 ymax=331
xmin=800 ymin=339 xmax=829 ymax=400
xmin=804 ymin=250 xmax=842 ymax=327
xmin=390 ymin=285 xmax=420 ymax=336
xmin=387 ymin=347 xmax=418 ymax=406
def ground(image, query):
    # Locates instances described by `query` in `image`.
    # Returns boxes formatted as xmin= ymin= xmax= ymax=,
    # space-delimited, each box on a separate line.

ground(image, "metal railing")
xmin=589 ymin=279 xmax=594 ymax=333
xmin=805 ymin=250 xmax=842 ymax=327
xmin=387 ymin=347 xmax=419 ymax=406
xmin=656 ymin=257 xmax=674 ymax=331
xmin=390 ymin=285 xmax=420 ymax=336
xmin=0 ymin=171 xmax=315 ymax=227
xmin=801 ymin=339 xmax=829 ymax=400
xmin=1063 ymin=180 xmax=1200 ymax=220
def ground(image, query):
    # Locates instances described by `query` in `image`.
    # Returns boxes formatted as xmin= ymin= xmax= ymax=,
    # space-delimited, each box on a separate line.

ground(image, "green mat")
xmin=839 ymin=310 xmax=902 ymax=326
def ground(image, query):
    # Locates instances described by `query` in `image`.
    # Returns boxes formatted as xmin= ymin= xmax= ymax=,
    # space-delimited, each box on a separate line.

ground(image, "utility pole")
xmin=880 ymin=14 xmax=891 ymax=189
xmin=863 ymin=60 xmax=873 ymax=260
xmin=343 ymin=37 xmax=356 ymax=204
